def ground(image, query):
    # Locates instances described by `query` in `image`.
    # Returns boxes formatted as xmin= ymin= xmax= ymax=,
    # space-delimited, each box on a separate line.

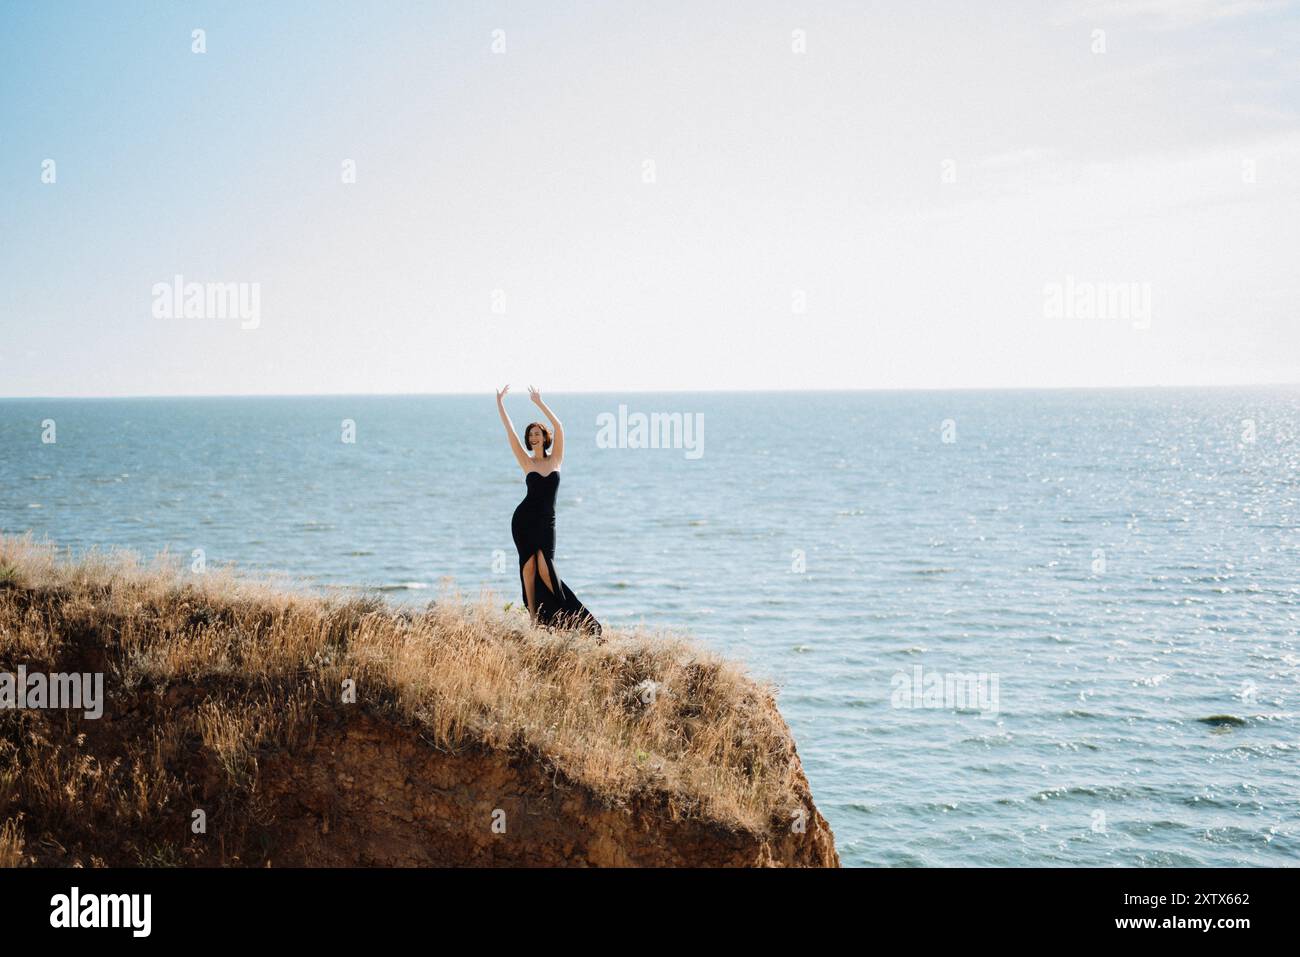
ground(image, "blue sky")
xmin=2 ymin=0 xmax=1298 ymax=396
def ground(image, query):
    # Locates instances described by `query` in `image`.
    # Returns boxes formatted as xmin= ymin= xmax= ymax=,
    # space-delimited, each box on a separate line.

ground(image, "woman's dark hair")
xmin=524 ymin=421 xmax=552 ymax=455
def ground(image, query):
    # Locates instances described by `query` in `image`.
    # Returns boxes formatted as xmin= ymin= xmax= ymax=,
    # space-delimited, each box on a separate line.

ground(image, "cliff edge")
xmin=0 ymin=537 xmax=838 ymax=867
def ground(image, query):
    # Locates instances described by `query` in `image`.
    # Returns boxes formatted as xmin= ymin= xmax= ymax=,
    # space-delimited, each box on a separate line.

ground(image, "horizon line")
xmin=3 ymin=381 xmax=1299 ymax=401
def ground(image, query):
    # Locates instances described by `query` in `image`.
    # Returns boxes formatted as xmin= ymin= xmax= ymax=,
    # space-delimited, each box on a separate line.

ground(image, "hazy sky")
xmin=2 ymin=0 xmax=1298 ymax=396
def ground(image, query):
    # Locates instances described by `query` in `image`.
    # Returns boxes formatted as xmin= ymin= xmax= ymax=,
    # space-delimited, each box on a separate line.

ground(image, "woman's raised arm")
xmin=528 ymin=386 xmax=564 ymax=463
xmin=496 ymin=385 xmax=530 ymax=469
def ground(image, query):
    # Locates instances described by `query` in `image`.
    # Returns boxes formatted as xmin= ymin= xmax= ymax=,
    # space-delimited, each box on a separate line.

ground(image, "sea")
xmin=2 ymin=388 xmax=1297 ymax=867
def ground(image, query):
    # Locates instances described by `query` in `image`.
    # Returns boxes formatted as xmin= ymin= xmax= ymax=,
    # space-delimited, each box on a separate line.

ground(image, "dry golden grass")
xmin=0 ymin=534 xmax=801 ymax=863
xmin=0 ymin=815 xmax=23 ymax=868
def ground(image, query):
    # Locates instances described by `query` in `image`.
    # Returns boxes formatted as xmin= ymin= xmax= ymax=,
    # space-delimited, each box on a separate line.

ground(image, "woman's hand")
xmin=528 ymin=385 xmax=542 ymax=406
xmin=497 ymin=384 xmax=510 ymax=402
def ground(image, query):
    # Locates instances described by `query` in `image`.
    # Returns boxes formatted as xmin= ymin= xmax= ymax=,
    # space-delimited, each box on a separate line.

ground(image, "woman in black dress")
xmin=495 ymin=385 xmax=601 ymax=638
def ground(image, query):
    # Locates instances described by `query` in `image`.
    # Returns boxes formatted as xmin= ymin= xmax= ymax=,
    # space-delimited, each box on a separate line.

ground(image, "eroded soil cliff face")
xmin=12 ymin=675 xmax=838 ymax=868
xmin=255 ymin=711 xmax=839 ymax=867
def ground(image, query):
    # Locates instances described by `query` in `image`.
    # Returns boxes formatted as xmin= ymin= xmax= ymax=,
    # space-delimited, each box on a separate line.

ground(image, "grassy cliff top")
xmin=0 ymin=535 xmax=816 ymax=865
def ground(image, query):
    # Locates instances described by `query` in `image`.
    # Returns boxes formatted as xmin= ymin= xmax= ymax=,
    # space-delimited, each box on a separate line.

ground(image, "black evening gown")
xmin=511 ymin=470 xmax=601 ymax=637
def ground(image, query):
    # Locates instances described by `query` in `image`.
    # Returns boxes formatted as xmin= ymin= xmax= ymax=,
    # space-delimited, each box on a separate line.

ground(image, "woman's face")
xmin=527 ymin=426 xmax=544 ymax=450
